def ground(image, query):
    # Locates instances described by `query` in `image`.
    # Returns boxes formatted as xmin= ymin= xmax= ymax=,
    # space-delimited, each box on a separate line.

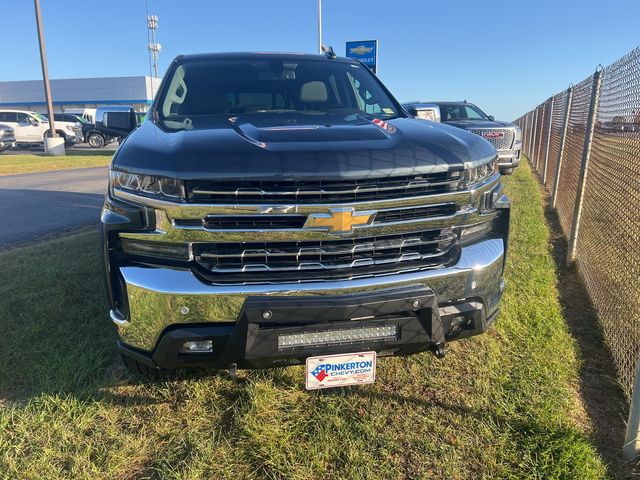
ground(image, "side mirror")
xmin=29 ymin=117 xmax=40 ymax=126
xmin=488 ymin=115 xmax=495 ymax=121
xmin=405 ymin=106 xmax=418 ymax=117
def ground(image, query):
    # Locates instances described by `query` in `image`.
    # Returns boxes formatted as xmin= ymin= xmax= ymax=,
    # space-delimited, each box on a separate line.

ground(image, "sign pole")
xmin=34 ymin=0 xmax=65 ymax=155
xmin=317 ymin=0 xmax=322 ymax=53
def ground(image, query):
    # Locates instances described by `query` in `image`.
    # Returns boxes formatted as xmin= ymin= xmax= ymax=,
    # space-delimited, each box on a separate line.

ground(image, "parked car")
xmin=403 ymin=101 xmax=522 ymax=175
xmin=0 ymin=109 xmax=82 ymax=147
xmin=86 ymin=106 xmax=138 ymax=148
xmin=0 ymin=123 xmax=16 ymax=151
xmin=42 ymin=113 xmax=93 ymax=143
xmin=101 ymin=52 xmax=510 ymax=386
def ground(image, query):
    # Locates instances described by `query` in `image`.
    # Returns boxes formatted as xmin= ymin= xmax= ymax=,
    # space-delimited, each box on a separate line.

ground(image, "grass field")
xmin=0 ymin=162 xmax=609 ymax=479
xmin=0 ymin=153 xmax=112 ymax=175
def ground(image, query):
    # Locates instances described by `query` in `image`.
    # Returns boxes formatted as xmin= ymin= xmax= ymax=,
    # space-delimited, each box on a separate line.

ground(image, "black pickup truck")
xmin=101 ymin=52 xmax=510 ymax=388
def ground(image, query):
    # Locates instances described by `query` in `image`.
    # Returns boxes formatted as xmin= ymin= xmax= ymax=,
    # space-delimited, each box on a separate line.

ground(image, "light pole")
xmin=34 ymin=0 xmax=64 ymax=155
xmin=317 ymin=0 xmax=322 ymax=53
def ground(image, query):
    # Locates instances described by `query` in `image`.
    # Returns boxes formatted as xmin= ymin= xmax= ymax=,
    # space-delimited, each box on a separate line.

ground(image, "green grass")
xmin=0 ymin=162 xmax=607 ymax=479
xmin=0 ymin=154 xmax=112 ymax=175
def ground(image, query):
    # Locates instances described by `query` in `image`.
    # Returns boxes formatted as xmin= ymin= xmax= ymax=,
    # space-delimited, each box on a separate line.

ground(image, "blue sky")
xmin=5 ymin=0 xmax=639 ymax=120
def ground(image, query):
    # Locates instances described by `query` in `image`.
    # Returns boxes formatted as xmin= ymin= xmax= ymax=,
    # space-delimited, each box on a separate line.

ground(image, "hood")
xmin=442 ymin=119 xmax=515 ymax=130
xmin=114 ymin=113 xmax=496 ymax=180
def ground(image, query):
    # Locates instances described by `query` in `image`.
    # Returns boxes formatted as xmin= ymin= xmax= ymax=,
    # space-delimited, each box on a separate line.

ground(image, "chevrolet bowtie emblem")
xmin=349 ymin=46 xmax=374 ymax=55
xmin=304 ymin=208 xmax=376 ymax=234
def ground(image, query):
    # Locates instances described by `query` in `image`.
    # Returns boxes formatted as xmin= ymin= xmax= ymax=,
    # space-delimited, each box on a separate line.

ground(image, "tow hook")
xmin=433 ymin=343 xmax=446 ymax=359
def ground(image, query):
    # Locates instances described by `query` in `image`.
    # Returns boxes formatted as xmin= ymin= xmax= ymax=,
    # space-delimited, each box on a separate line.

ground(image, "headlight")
xmin=110 ymin=170 xmax=185 ymax=200
xmin=0 ymin=129 xmax=4 ymax=135
xmin=65 ymin=125 xmax=74 ymax=131
xmin=514 ymin=126 xmax=522 ymax=143
xmin=459 ymin=159 xmax=498 ymax=189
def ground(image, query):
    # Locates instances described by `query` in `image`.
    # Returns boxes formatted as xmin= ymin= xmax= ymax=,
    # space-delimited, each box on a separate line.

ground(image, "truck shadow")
xmin=541 ymin=195 xmax=631 ymax=477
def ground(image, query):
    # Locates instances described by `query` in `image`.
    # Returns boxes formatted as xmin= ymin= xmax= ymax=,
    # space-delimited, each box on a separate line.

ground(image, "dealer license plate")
xmin=305 ymin=351 xmax=376 ymax=390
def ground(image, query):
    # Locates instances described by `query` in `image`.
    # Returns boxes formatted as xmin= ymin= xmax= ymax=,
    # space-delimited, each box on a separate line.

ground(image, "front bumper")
xmin=112 ymin=236 xmax=506 ymax=368
xmin=0 ymin=134 xmax=16 ymax=149
xmin=497 ymin=147 xmax=521 ymax=169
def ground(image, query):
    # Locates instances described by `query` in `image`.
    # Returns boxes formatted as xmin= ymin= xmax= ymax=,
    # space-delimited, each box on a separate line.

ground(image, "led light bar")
xmin=278 ymin=325 xmax=398 ymax=349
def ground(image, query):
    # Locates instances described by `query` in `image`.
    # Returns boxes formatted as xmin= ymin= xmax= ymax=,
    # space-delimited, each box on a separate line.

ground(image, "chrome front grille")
xmin=469 ymin=128 xmax=515 ymax=150
xmin=172 ymin=203 xmax=459 ymax=231
xmin=117 ymin=171 xmax=503 ymax=285
xmin=193 ymin=229 xmax=459 ymax=283
xmin=1 ymin=128 xmax=14 ymax=139
xmin=184 ymin=172 xmax=462 ymax=204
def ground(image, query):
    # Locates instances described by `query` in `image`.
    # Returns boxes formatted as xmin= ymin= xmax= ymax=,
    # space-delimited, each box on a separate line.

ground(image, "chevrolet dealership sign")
xmin=346 ymin=40 xmax=378 ymax=73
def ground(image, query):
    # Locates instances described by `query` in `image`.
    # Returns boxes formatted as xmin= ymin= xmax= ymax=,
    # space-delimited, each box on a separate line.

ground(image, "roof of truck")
xmin=175 ymin=51 xmax=356 ymax=64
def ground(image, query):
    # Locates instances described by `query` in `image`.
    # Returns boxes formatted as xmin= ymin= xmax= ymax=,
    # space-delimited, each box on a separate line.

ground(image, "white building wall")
xmin=0 ymin=76 xmax=161 ymax=113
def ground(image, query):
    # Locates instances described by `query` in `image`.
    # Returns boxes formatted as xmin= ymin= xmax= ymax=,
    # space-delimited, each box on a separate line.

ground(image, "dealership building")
xmin=0 ymin=76 xmax=161 ymax=114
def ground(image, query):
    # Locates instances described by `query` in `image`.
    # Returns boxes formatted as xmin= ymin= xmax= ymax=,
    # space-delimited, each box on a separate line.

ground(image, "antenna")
xmin=147 ymin=14 xmax=160 ymax=78
xmin=321 ymin=44 xmax=336 ymax=59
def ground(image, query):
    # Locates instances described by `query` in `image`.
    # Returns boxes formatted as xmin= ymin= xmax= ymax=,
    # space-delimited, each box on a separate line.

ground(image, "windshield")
xmin=438 ymin=103 xmax=489 ymax=121
xmin=70 ymin=115 xmax=89 ymax=124
xmin=157 ymin=58 xmax=399 ymax=127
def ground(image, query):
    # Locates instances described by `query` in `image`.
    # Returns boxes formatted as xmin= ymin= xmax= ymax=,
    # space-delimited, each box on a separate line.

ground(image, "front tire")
xmin=88 ymin=132 xmax=105 ymax=148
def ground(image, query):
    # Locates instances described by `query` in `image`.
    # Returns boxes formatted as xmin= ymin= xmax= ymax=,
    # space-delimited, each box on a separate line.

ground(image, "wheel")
xmin=500 ymin=167 xmax=515 ymax=175
xmin=88 ymin=132 xmax=105 ymax=148
xmin=120 ymin=354 xmax=162 ymax=378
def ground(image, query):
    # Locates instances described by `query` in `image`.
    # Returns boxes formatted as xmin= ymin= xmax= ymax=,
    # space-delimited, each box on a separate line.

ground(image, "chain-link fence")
xmin=515 ymin=46 xmax=640 ymax=454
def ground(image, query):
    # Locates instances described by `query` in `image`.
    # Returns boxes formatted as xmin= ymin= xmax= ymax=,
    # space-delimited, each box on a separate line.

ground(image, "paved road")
xmin=0 ymin=167 xmax=108 ymax=247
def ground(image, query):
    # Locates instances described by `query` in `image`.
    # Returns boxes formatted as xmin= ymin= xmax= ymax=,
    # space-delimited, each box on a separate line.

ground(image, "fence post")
xmin=542 ymin=97 xmax=555 ymax=183
xmin=551 ymin=86 xmax=573 ymax=207
xmin=530 ymin=107 xmax=538 ymax=165
xmin=523 ymin=114 xmax=528 ymax=156
xmin=529 ymin=110 xmax=534 ymax=158
xmin=566 ymin=68 xmax=602 ymax=265
xmin=624 ymin=358 xmax=640 ymax=458
xmin=536 ymin=102 xmax=547 ymax=173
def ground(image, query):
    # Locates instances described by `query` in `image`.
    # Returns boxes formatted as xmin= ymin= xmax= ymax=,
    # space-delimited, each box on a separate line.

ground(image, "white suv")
xmin=0 ymin=110 xmax=82 ymax=147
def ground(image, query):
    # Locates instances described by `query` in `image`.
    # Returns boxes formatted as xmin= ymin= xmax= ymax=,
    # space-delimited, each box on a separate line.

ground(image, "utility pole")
xmin=34 ymin=0 xmax=64 ymax=155
xmin=317 ymin=0 xmax=322 ymax=53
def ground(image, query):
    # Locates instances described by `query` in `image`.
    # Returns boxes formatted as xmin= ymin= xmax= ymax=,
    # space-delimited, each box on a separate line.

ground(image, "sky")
xmin=3 ymin=0 xmax=640 ymax=120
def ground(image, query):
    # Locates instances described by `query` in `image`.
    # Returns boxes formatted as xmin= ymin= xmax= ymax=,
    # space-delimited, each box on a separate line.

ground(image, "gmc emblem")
xmin=482 ymin=131 xmax=505 ymax=139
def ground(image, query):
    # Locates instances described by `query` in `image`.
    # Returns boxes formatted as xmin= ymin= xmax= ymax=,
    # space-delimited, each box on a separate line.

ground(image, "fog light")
xmin=182 ymin=340 xmax=213 ymax=353
xmin=278 ymin=325 xmax=398 ymax=349
xmin=459 ymin=221 xmax=493 ymax=243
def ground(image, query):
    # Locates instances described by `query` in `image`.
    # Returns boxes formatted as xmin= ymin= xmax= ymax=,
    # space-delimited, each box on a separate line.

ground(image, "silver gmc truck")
xmin=101 ymin=52 xmax=510 ymax=388
xmin=403 ymin=101 xmax=522 ymax=174
xmin=0 ymin=123 xmax=16 ymax=151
